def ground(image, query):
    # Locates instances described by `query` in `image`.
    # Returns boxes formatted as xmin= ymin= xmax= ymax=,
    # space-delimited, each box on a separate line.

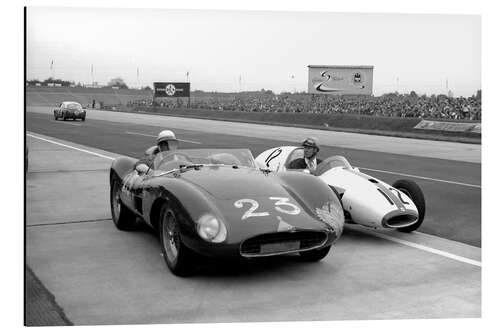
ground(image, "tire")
xmin=54 ymin=112 xmax=58 ymax=120
xmin=299 ymin=245 xmax=331 ymax=262
xmin=110 ymin=176 xmax=137 ymax=230
xmin=392 ymin=179 xmax=426 ymax=233
xmin=73 ymin=117 xmax=76 ymax=121
xmin=159 ymin=202 xmax=195 ymax=276
xmin=81 ymin=117 xmax=86 ymax=122
xmin=62 ymin=113 xmax=67 ymax=121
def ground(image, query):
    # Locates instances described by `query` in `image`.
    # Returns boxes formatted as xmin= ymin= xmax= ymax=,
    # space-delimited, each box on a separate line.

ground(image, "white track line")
xmin=360 ymin=167 xmax=481 ymax=189
xmin=125 ymin=131 xmax=201 ymax=144
xmin=27 ymin=133 xmax=481 ymax=267
xmin=27 ymin=134 xmax=115 ymax=160
xmin=367 ymin=231 xmax=481 ymax=267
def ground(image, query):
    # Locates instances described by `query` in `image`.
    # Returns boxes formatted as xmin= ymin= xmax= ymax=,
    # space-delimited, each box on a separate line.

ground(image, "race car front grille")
xmin=384 ymin=214 xmax=418 ymax=228
xmin=240 ymin=231 xmax=327 ymax=257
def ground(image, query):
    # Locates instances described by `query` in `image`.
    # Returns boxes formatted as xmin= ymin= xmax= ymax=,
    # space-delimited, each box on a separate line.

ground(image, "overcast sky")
xmin=27 ymin=7 xmax=481 ymax=96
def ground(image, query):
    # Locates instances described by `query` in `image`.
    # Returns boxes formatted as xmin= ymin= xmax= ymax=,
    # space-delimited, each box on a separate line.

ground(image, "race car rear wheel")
xmin=299 ymin=245 xmax=331 ymax=262
xmin=54 ymin=112 xmax=58 ymax=120
xmin=159 ymin=203 xmax=194 ymax=276
xmin=81 ymin=117 xmax=86 ymax=122
xmin=110 ymin=177 xmax=137 ymax=230
xmin=392 ymin=179 xmax=426 ymax=233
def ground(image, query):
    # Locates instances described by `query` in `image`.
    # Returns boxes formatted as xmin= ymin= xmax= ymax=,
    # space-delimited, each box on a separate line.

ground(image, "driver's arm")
xmin=134 ymin=156 xmax=154 ymax=174
xmin=134 ymin=146 xmax=159 ymax=173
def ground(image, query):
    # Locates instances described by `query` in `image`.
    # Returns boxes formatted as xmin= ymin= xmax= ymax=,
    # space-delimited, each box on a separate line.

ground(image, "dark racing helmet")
xmin=302 ymin=137 xmax=320 ymax=151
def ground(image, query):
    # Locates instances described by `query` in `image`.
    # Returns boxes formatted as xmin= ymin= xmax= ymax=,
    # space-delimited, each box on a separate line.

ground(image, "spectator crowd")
xmin=127 ymin=90 xmax=481 ymax=121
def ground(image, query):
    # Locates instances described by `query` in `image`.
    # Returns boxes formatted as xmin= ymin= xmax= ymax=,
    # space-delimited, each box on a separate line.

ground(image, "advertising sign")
xmin=154 ymin=82 xmax=190 ymax=98
xmin=308 ymin=65 xmax=374 ymax=95
xmin=414 ymin=120 xmax=481 ymax=133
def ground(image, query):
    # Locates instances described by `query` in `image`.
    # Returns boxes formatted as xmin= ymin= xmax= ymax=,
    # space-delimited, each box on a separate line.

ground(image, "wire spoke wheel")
xmin=162 ymin=210 xmax=180 ymax=264
xmin=109 ymin=176 xmax=136 ymax=230
xmin=111 ymin=183 xmax=121 ymax=220
xmin=158 ymin=203 xmax=195 ymax=276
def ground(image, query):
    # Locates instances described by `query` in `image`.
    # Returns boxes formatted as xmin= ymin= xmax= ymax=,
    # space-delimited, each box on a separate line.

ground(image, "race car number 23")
xmin=234 ymin=197 xmax=300 ymax=220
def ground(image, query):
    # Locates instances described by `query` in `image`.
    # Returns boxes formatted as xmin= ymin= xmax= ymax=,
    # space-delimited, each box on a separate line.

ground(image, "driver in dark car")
xmin=288 ymin=137 xmax=323 ymax=174
xmin=135 ymin=130 xmax=179 ymax=173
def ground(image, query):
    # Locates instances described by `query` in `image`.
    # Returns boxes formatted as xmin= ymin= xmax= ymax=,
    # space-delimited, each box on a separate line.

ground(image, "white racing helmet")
xmin=157 ymin=130 xmax=179 ymax=150
xmin=157 ymin=130 xmax=178 ymax=144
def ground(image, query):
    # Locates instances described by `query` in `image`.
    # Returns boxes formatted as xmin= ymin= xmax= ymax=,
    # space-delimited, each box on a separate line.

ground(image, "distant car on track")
xmin=255 ymin=146 xmax=426 ymax=233
xmin=53 ymin=101 xmax=86 ymax=121
xmin=110 ymin=148 xmax=344 ymax=276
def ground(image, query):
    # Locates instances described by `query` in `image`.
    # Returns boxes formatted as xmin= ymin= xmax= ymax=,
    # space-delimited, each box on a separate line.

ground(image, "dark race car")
xmin=110 ymin=148 xmax=344 ymax=276
xmin=53 ymin=101 xmax=86 ymax=121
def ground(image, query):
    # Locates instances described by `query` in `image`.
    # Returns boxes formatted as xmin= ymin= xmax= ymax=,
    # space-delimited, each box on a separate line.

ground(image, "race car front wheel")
xmin=159 ymin=203 xmax=195 ymax=277
xmin=299 ymin=245 xmax=331 ymax=262
xmin=392 ymin=179 xmax=426 ymax=233
xmin=110 ymin=177 xmax=137 ymax=230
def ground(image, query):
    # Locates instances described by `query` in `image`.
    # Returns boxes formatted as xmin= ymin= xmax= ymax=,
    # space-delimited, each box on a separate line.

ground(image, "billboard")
xmin=308 ymin=65 xmax=374 ymax=95
xmin=154 ymin=82 xmax=190 ymax=98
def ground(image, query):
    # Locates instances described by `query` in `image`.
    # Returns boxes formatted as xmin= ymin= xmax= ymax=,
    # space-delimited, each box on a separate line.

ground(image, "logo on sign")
xmin=353 ymin=72 xmax=362 ymax=83
xmin=165 ymin=84 xmax=176 ymax=96
xmin=313 ymin=70 xmax=345 ymax=93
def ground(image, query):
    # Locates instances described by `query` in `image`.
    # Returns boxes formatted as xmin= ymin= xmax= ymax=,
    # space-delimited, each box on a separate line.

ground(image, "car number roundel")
xmin=234 ymin=197 xmax=301 ymax=220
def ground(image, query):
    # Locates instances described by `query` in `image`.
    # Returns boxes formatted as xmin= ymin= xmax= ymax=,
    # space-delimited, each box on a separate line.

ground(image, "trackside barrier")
xmin=414 ymin=120 xmax=481 ymax=133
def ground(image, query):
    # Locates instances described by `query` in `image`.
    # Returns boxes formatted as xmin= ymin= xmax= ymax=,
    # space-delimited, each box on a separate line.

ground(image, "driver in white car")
xmin=135 ymin=130 xmax=179 ymax=173
xmin=288 ymin=137 xmax=323 ymax=174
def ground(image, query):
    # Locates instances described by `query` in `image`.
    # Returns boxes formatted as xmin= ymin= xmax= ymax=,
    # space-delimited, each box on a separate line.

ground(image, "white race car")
xmin=255 ymin=146 xmax=425 ymax=232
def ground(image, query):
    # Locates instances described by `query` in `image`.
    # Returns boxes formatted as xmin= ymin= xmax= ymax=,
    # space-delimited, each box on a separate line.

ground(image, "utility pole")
xmin=50 ymin=60 xmax=54 ymax=79
xmin=186 ymin=71 xmax=190 ymax=108
xmin=137 ymin=66 xmax=140 ymax=89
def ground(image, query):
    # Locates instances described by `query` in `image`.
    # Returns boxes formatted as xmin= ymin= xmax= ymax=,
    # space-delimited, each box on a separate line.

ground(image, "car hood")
xmin=178 ymin=166 xmax=336 ymax=242
xmin=181 ymin=166 xmax=287 ymax=199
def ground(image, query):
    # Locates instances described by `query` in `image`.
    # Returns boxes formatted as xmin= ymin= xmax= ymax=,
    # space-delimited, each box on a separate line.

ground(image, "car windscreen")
xmin=315 ymin=156 xmax=353 ymax=175
xmin=64 ymin=103 xmax=83 ymax=110
xmin=153 ymin=149 xmax=256 ymax=171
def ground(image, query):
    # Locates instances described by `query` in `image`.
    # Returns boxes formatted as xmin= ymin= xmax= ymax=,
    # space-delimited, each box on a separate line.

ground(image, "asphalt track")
xmin=26 ymin=106 xmax=481 ymax=246
xmin=25 ymin=106 xmax=481 ymax=325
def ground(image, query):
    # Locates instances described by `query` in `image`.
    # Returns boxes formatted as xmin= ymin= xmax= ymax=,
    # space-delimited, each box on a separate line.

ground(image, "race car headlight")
xmin=196 ymin=214 xmax=227 ymax=243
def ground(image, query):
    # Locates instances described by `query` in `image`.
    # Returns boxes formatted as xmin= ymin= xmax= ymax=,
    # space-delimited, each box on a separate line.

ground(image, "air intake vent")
xmin=240 ymin=231 xmax=327 ymax=257
xmin=384 ymin=214 xmax=418 ymax=228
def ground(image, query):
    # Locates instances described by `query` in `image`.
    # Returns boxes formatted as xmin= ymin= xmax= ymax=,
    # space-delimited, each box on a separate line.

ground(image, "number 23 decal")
xmin=234 ymin=197 xmax=301 ymax=220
